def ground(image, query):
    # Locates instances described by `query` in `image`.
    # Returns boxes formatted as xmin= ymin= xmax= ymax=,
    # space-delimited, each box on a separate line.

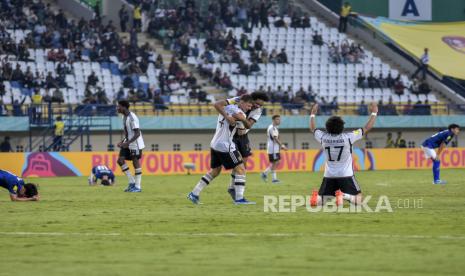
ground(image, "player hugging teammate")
xmin=187 ymin=93 xmax=269 ymax=205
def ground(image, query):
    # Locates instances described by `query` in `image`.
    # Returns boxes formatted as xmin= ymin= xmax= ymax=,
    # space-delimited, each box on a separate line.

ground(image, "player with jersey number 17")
xmin=309 ymin=102 xmax=378 ymax=207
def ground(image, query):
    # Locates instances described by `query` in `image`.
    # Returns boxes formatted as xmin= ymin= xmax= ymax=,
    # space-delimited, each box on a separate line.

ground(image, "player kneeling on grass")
xmin=309 ymin=102 xmax=378 ymax=206
xmin=0 ymin=169 xmax=39 ymax=201
xmin=421 ymin=124 xmax=460 ymax=185
xmin=88 ymin=165 xmax=115 ymax=186
xmin=187 ymin=95 xmax=254 ymax=205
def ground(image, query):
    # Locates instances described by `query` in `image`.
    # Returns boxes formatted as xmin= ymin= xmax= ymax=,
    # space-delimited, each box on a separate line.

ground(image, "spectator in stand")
xmin=367 ymin=71 xmax=377 ymax=89
xmin=115 ymin=87 xmax=126 ymax=102
xmin=239 ymin=34 xmax=250 ymax=50
xmin=219 ymin=73 xmax=233 ymax=90
xmin=393 ymin=76 xmax=405 ymax=96
xmin=410 ymin=78 xmax=420 ymax=95
xmin=236 ymin=86 xmax=247 ymax=96
xmin=411 ymin=48 xmax=429 ymax=80
xmin=395 ymin=132 xmax=403 ymax=148
xmin=198 ymin=89 xmax=210 ymax=103
xmin=418 ymin=81 xmax=431 ymax=95
xmin=250 ymin=61 xmax=261 ymax=75
xmin=357 ymin=72 xmax=367 ymax=88
xmin=274 ymin=17 xmax=287 ymax=28
xmin=403 ymin=99 xmax=413 ymax=115
xmin=277 ymin=48 xmax=288 ymax=64
xmin=119 ymin=5 xmax=130 ymax=32
xmin=185 ymin=72 xmax=197 ymax=87
xmin=250 ymin=6 xmax=260 ymax=28
xmin=302 ymin=14 xmax=311 ymax=28
xmin=254 ymin=36 xmax=264 ymax=52
xmin=0 ymin=136 xmax=12 ymax=152
xmin=377 ymin=73 xmax=386 ymax=88
xmin=43 ymin=90 xmax=53 ymax=103
xmin=153 ymin=94 xmax=168 ymax=110
xmin=386 ymin=72 xmax=395 ymax=88
xmin=11 ymin=96 xmax=26 ymax=116
xmin=312 ymin=31 xmax=323 ymax=46
xmin=259 ymin=0 xmax=272 ymax=28
xmin=338 ymin=2 xmax=352 ymax=33
xmin=0 ymin=99 xmax=6 ymax=116
xmin=87 ymin=71 xmax=99 ymax=87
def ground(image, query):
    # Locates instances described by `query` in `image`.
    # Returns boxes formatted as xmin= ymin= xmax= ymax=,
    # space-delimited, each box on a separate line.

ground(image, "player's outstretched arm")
xmin=214 ymin=99 xmax=236 ymax=125
xmin=363 ymin=102 xmax=378 ymax=134
xmin=309 ymin=104 xmax=319 ymax=133
xmin=10 ymin=194 xmax=39 ymax=201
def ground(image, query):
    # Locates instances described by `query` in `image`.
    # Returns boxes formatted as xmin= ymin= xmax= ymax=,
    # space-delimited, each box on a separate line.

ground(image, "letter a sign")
xmin=389 ymin=0 xmax=432 ymax=21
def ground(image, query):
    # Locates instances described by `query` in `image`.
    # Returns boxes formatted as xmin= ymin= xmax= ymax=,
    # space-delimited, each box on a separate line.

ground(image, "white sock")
xmin=234 ymin=174 xmax=246 ymax=200
xmin=135 ymin=168 xmax=142 ymax=189
xmin=121 ymin=164 xmax=135 ymax=183
xmin=192 ymin=173 xmax=213 ymax=196
xmin=272 ymin=171 xmax=277 ymax=181
xmin=264 ymin=166 xmax=272 ymax=175
xmin=229 ymin=174 xmax=235 ymax=190
xmin=343 ymin=193 xmax=355 ymax=203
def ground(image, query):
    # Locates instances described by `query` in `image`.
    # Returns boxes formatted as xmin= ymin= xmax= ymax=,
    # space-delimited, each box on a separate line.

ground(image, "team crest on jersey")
xmin=442 ymin=36 xmax=465 ymax=55
xmin=312 ymin=148 xmax=375 ymax=172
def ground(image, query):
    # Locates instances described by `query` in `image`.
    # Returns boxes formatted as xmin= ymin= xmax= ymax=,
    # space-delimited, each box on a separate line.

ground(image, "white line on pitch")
xmin=0 ymin=232 xmax=464 ymax=240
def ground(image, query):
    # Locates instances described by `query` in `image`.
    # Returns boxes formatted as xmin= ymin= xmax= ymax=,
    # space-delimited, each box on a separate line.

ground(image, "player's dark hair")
xmin=24 ymin=183 xmax=38 ymax=198
xmin=272 ymin=115 xmax=280 ymax=120
xmin=448 ymin=124 xmax=459 ymax=130
xmin=251 ymin=91 xmax=269 ymax=102
xmin=325 ymin=116 xmax=345 ymax=134
xmin=101 ymin=179 xmax=110 ymax=186
xmin=240 ymin=94 xmax=254 ymax=103
xmin=118 ymin=100 xmax=130 ymax=109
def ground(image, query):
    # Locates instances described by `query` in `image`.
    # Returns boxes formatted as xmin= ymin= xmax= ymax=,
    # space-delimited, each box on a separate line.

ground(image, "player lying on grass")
xmin=0 ymin=169 xmax=39 ymax=201
xmin=88 ymin=165 xmax=115 ymax=186
xmin=188 ymin=94 xmax=256 ymax=205
xmin=214 ymin=92 xmax=269 ymax=200
xmin=421 ymin=124 xmax=460 ymax=184
xmin=309 ymin=102 xmax=378 ymax=206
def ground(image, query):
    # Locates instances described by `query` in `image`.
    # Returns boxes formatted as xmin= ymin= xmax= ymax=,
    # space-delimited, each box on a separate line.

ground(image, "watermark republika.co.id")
xmin=263 ymin=195 xmax=423 ymax=213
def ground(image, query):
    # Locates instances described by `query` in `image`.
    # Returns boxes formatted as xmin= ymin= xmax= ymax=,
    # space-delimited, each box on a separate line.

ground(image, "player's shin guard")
xmin=433 ymin=160 xmax=440 ymax=182
xmin=234 ymin=175 xmax=246 ymax=200
xmin=121 ymin=163 xmax=135 ymax=183
xmin=134 ymin=168 xmax=142 ymax=189
xmin=192 ymin=173 xmax=213 ymax=196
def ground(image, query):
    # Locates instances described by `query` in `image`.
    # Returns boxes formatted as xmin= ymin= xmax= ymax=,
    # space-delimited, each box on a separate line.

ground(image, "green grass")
xmin=1 ymin=169 xmax=465 ymax=276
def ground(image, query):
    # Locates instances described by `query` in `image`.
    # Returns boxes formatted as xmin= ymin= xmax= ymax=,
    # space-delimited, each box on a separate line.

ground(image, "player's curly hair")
xmin=326 ymin=116 xmax=345 ymax=134
xmin=251 ymin=91 xmax=269 ymax=102
xmin=118 ymin=100 xmax=130 ymax=109
xmin=448 ymin=124 xmax=459 ymax=130
xmin=24 ymin=183 xmax=38 ymax=198
xmin=101 ymin=180 xmax=110 ymax=186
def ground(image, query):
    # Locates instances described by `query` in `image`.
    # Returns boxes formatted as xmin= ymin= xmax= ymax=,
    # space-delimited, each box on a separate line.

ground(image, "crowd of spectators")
xmin=329 ymin=40 xmax=365 ymax=64
xmin=357 ymin=72 xmax=431 ymax=97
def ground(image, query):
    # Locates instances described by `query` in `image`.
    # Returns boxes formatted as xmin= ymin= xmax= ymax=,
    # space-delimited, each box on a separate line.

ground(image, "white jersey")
xmin=226 ymin=96 xmax=262 ymax=134
xmin=210 ymin=105 xmax=244 ymax=152
xmin=123 ymin=111 xmax=145 ymax=150
xmin=267 ymin=124 xmax=280 ymax=154
xmin=314 ymin=128 xmax=364 ymax=178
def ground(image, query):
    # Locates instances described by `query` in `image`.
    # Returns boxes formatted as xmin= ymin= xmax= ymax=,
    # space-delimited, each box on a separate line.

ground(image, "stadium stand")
xmin=0 ymin=0 xmax=451 ymax=118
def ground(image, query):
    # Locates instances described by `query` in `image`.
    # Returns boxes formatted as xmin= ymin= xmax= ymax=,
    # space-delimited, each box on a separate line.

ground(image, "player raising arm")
xmin=309 ymin=102 xmax=377 ymax=206
xmin=421 ymin=124 xmax=460 ymax=184
xmin=0 ymin=169 xmax=39 ymax=201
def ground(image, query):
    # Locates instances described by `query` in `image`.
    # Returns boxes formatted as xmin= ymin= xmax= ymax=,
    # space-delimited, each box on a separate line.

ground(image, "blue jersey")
xmin=0 ymin=170 xmax=24 ymax=195
xmin=422 ymin=130 xmax=454 ymax=149
xmin=92 ymin=166 xmax=115 ymax=182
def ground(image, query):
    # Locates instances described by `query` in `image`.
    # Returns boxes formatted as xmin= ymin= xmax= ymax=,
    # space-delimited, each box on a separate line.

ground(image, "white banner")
xmin=389 ymin=0 xmax=432 ymax=21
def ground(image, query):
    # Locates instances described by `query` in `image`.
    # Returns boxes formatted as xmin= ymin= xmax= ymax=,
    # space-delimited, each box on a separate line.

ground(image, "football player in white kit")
xmin=213 ymin=92 xmax=269 ymax=199
xmin=309 ymin=102 xmax=378 ymax=206
xmin=116 ymin=100 xmax=145 ymax=193
xmin=188 ymin=95 xmax=255 ymax=205
xmin=262 ymin=115 xmax=287 ymax=183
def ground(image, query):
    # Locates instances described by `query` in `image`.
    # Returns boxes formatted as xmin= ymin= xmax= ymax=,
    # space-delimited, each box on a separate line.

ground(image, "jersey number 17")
xmin=325 ymin=146 xmax=344 ymax=162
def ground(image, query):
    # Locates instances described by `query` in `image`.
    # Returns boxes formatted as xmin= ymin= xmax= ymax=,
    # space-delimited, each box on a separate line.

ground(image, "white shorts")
xmin=421 ymin=146 xmax=437 ymax=159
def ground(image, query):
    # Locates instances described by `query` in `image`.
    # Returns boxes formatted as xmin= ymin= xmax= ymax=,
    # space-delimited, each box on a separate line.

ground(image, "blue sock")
xmin=432 ymin=160 xmax=440 ymax=182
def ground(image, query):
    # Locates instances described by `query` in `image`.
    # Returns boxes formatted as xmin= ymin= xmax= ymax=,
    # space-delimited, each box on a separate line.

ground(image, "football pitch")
xmin=1 ymin=169 xmax=465 ymax=276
